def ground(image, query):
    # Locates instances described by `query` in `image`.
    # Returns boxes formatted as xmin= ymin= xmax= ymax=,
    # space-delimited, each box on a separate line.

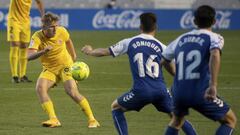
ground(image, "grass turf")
xmin=0 ymin=30 xmax=239 ymax=135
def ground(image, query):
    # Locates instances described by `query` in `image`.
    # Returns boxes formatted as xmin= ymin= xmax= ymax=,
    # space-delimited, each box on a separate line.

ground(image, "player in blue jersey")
xmin=81 ymin=13 xmax=196 ymax=135
xmin=162 ymin=5 xmax=237 ymax=135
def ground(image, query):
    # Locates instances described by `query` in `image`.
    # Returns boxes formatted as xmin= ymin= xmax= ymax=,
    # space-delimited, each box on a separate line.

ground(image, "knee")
xmin=65 ymin=87 xmax=79 ymax=98
xmin=221 ymin=110 xmax=237 ymax=128
xmin=169 ymin=115 xmax=185 ymax=129
xmin=35 ymin=83 xmax=52 ymax=103
xmin=227 ymin=112 xmax=237 ymax=128
xmin=10 ymin=42 xmax=20 ymax=47
xmin=111 ymin=100 xmax=120 ymax=110
xmin=36 ymin=84 xmax=47 ymax=95
xmin=19 ymin=43 xmax=28 ymax=48
xmin=168 ymin=112 xmax=173 ymax=118
xmin=233 ymin=117 xmax=238 ymax=128
xmin=65 ymin=88 xmax=75 ymax=97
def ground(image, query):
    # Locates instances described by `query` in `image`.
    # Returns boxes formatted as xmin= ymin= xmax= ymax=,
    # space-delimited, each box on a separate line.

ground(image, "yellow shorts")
xmin=7 ymin=19 xmax=31 ymax=43
xmin=39 ymin=67 xmax=73 ymax=83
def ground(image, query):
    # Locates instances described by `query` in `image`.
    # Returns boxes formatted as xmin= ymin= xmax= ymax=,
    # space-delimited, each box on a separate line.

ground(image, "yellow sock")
xmin=9 ymin=46 xmax=19 ymax=77
xmin=79 ymin=98 xmax=95 ymax=121
xmin=41 ymin=101 xmax=57 ymax=119
xmin=19 ymin=48 xmax=27 ymax=78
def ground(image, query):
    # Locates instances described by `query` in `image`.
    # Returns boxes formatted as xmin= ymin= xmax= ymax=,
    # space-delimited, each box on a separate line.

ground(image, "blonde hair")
xmin=42 ymin=12 xmax=59 ymax=28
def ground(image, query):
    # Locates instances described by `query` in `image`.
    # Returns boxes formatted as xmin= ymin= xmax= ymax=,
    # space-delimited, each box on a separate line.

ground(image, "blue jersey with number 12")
xmin=162 ymin=29 xmax=224 ymax=102
xmin=109 ymin=33 xmax=167 ymax=91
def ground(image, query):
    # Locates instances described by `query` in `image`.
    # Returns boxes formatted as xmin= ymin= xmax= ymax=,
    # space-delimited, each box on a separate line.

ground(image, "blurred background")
xmin=0 ymin=0 xmax=240 ymax=30
xmin=1 ymin=0 xmax=240 ymax=9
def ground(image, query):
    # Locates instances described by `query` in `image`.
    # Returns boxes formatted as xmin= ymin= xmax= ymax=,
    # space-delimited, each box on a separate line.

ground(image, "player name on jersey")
xmin=132 ymin=41 xmax=161 ymax=52
xmin=178 ymin=36 xmax=205 ymax=47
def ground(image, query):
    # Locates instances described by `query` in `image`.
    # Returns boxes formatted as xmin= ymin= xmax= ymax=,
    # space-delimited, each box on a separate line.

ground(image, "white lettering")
xmin=179 ymin=36 xmax=205 ymax=46
xmin=180 ymin=11 xmax=195 ymax=29
xmin=30 ymin=14 xmax=69 ymax=28
xmin=93 ymin=10 xmax=142 ymax=29
xmin=132 ymin=41 xmax=161 ymax=52
xmin=4 ymin=13 xmax=8 ymax=27
xmin=1 ymin=13 xmax=69 ymax=29
xmin=58 ymin=14 xmax=69 ymax=27
xmin=180 ymin=10 xmax=232 ymax=29
xmin=0 ymin=11 xmax=4 ymax=23
xmin=30 ymin=16 xmax=42 ymax=28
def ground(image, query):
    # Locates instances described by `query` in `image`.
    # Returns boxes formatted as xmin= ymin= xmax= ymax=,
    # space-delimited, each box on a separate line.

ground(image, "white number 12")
xmin=177 ymin=50 xmax=201 ymax=80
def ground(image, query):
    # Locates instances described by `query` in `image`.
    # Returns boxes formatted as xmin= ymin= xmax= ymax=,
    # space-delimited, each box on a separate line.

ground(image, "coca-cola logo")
xmin=92 ymin=10 xmax=142 ymax=29
xmin=180 ymin=10 xmax=232 ymax=29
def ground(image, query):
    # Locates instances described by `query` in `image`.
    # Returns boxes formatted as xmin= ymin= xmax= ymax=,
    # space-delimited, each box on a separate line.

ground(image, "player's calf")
xmin=222 ymin=109 xmax=237 ymax=128
xmin=216 ymin=109 xmax=237 ymax=135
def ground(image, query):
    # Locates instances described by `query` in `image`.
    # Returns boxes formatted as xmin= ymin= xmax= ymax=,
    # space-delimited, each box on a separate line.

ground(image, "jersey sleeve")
xmin=156 ymin=40 xmax=167 ymax=52
xmin=210 ymin=34 xmax=224 ymax=51
xmin=60 ymin=27 xmax=70 ymax=41
xmin=161 ymin=38 xmax=178 ymax=61
xmin=109 ymin=38 xmax=130 ymax=57
xmin=28 ymin=33 xmax=41 ymax=50
xmin=160 ymin=43 xmax=167 ymax=52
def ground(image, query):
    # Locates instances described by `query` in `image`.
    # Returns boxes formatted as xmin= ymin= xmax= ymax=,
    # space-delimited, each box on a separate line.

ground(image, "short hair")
xmin=140 ymin=12 xmax=157 ymax=33
xmin=194 ymin=5 xmax=216 ymax=28
xmin=42 ymin=12 xmax=59 ymax=28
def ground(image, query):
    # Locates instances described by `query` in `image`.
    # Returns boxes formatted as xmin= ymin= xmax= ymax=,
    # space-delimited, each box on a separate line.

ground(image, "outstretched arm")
xmin=81 ymin=45 xmax=111 ymax=57
xmin=35 ymin=0 xmax=45 ymax=17
xmin=204 ymin=49 xmax=221 ymax=101
xmin=28 ymin=46 xmax=52 ymax=61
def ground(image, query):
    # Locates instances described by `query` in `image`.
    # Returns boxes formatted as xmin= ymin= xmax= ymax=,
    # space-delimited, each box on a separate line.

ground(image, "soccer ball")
xmin=71 ymin=61 xmax=90 ymax=81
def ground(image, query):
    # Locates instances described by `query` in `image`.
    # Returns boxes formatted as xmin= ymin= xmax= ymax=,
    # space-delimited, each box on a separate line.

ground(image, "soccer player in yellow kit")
xmin=28 ymin=12 xmax=100 ymax=128
xmin=8 ymin=0 xmax=44 ymax=83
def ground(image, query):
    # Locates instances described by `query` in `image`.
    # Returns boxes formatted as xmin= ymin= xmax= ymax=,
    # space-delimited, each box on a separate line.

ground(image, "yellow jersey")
xmin=29 ymin=26 xmax=73 ymax=73
xmin=8 ymin=0 xmax=32 ymax=23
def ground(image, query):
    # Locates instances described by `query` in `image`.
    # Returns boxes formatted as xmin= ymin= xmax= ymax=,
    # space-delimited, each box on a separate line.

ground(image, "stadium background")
xmin=0 ymin=0 xmax=239 ymax=134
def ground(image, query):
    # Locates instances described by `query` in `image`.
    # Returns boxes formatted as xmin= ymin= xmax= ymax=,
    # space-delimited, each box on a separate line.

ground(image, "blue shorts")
xmin=117 ymin=88 xmax=173 ymax=113
xmin=173 ymin=96 xmax=230 ymax=121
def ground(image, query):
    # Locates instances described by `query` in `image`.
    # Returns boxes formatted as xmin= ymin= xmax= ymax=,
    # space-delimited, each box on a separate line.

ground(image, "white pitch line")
xmin=218 ymin=87 xmax=240 ymax=90
xmin=0 ymin=70 xmax=131 ymax=75
xmin=0 ymin=69 xmax=239 ymax=77
xmin=219 ymin=74 xmax=240 ymax=77
xmin=0 ymin=58 xmax=129 ymax=62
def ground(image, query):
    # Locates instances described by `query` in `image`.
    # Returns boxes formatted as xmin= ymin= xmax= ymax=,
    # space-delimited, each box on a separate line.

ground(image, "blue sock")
xmin=112 ymin=109 xmax=128 ymax=135
xmin=216 ymin=124 xmax=234 ymax=135
xmin=165 ymin=126 xmax=179 ymax=135
xmin=181 ymin=120 xmax=197 ymax=135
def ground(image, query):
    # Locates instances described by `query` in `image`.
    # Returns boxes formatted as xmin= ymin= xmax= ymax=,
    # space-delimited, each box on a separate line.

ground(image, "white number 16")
xmin=134 ymin=53 xmax=159 ymax=78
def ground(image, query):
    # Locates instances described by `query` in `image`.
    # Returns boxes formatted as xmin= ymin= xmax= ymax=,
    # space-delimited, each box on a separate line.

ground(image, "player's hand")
xmin=204 ymin=85 xmax=217 ymax=101
xmin=43 ymin=45 xmax=53 ymax=53
xmin=81 ymin=45 xmax=93 ymax=55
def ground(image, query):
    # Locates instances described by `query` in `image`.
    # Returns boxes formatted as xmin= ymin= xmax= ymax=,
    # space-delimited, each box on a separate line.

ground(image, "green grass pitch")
xmin=0 ymin=30 xmax=239 ymax=135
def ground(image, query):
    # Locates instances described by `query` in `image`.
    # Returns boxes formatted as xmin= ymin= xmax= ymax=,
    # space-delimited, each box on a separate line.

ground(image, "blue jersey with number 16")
xmin=109 ymin=33 xmax=167 ymax=92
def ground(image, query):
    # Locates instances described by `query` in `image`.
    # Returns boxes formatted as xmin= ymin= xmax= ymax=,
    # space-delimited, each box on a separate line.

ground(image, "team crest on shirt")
xmin=64 ymin=67 xmax=70 ymax=73
xmin=29 ymin=40 xmax=34 ymax=48
xmin=64 ymin=67 xmax=72 ymax=76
